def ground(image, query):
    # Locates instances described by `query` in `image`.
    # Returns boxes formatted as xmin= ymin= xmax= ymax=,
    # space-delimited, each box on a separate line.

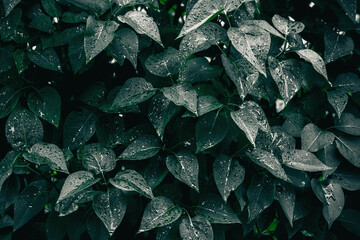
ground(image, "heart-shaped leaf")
xmin=271 ymin=14 xmax=305 ymax=35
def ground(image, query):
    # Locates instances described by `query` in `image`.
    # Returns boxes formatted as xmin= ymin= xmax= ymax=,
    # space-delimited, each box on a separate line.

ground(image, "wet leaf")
xmin=296 ymin=49 xmax=328 ymax=81
xmin=282 ymin=149 xmax=332 ymax=172
xmin=327 ymin=89 xmax=348 ymax=119
xmin=241 ymin=20 xmax=284 ymax=39
xmin=55 ymin=189 xmax=97 ymax=216
xmin=333 ymin=72 xmax=360 ymax=93
xmin=336 ymin=0 xmax=357 ymax=22
xmin=86 ymin=213 xmax=110 ymax=240
xmin=335 ymin=134 xmax=360 ymax=167
xmin=118 ymin=135 xmax=161 ymax=160
xmin=333 ymin=168 xmax=360 ymax=191
xmin=301 ymin=123 xmax=335 ymax=152
xmin=77 ymin=143 xmax=116 ymax=175
xmin=271 ymin=14 xmax=305 ymax=35
xmin=0 ymin=85 xmax=20 ymax=119
xmin=41 ymin=0 xmax=61 ymax=17
xmin=197 ymin=95 xmax=223 ymax=116
xmin=2 ymin=0 xmax=21 ymax=16
xmin=163 ymin=83 xmax=198 ymax=115
xmin=318 ymin=144 xmax=341 ymax=177
xmin=0 ymin=150 xmax=20 ymax=191
xmin=179 ymin=57 xmax=222 ymax=84
xmin=46 ymin=213 xmax=67 ymax=240
xmin=28 ymin=48 xmax=62 ymax=72
xmin=335 ymin=112 xmax=360 ymax=136
xmin=93 ymin=188 xmax=127 ymax=236
xmin=179 ymin=216 xmax=213 ymax=240
xmin=275 ymin=180 xmax=295 ymax=226
xmin=110 ymin=169 xmax=154 ymax=199
xmin=213 ymin=154 xmax=245 ymax=202
xmin=324 ymin=31 xmax=354 ymax=64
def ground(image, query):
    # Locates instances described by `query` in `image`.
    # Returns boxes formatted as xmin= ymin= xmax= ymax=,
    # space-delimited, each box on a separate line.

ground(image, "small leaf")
xmin=2 ymin=0 xmax=21 ymax=16
xmin=28 ymin=13 xmax=56 ymax=33
xmin=282 ymin=149 xmax=332 ymax=172
xmin=227 ymin=25 xmax=270 ymax=76
xmin=301 ymin=123 xmax=335 ymax=152
xmin=324 ymin=31 xmax=354 ymax=64
xmin=0 ymin=85 xmax=20 ymax=119
xmin=296 ymin=49 xmax=328 ymax=81
xmin=335 ymin=113 xmax=360 ymax=136
xmin=28 ymin=48 xmax=62 ymax=72
xmin=77 ymin=143 xmax=116 ymax=175
xmin=111 ymin=77 xmax=155 ymax=109
xmin=138 ymin=196 xmax=182 ymax=233
xmin=27 ymin=86 xmax=61 ymax=127
xmin=63 ymin=110 xmax=97 ymax=150
xmin=179 ymin=216 xmax=213 ymax=240
xmin=335 ymin=134 xmax=360 ymax=167
xmin=84 ymin=16 xmax=119 ymax=63
xmin=271 ymin=14 xmax=305 ymax=35
xmin=5 ymin=107 xmax=44 ymax=150
xmin=57 ymin=171 xmax=100 ymax=203
xmin=13 ymin=49 xmax=30 ymax=74
xmin=327 ymin=89 xmax=348 ymax=119
xmin=93 ymin=188 xmax=127 ymax=236
xmin=166 ymin=151 xmax=199 ymax=191
xmin=213 ymin=154 xmax=245 ymax=202
xmin=275 ymin=180 xmax=295 ymax=226
xmin=110 ymin=169 xmax=154 ymax=199
xmin=333 ymin=168 xmax=360 ymax=191
xmin=23 ymin=142 xmax=69 ymax=174
xmin=118 ymin=135 xmax=161 ymax=160
xmin=118 ymin=10 xmax=163 ymax=47
xmin=145 ymin=47 xmax=185 ymax=77
xmin=194 ymin=194 xmax=240 ymax=224
xmin=177 ymin=0 xmax=223 ymax=39
xmin=163 ymin=83 xmax=198 ymax=115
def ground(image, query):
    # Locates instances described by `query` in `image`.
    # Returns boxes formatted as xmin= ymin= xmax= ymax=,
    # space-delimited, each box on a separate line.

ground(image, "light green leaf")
xmin=23 ymin=142 xmax=69 ymax=174
xmin=57 ymin=171 xmax=100 ymax=203
xmin=327 ymin=89 xmax=348 ymax=119
xmin=110 ymin=169 xmax=154 ymax=199
xmin=301 ymin=123 xmax=335 ymax=152
xmin=27 ymin=86 xmax=61 ymax=127
xmin=282 ymin=149 xmax=332 ymax=172
xmin=77 ymin=143 xmax=116 ymax=175
xmin=0 ymin=85 xmax=20 ymax=119
xmin=138 ymin=196 xmax=182 ymax=233
xmin=166 ymin=151 xmax=199 ymax=191
xmin=118 ymin=135 xmax=161 ymax=160
xmin=118 ymin=10 xmax=163 ymax=47
xmin=163 ymin=83 xmax=198 ymax=115
xmin=335 ymin=113 xmax=360 ymax=136
xmin=179 ymin=216 xmax=213 ymax=240
xmin=271 ymin=14 xmax=305 ymax=35
xmin=275 ymin=180 xmax=295 ymax=226
xmin=324 ymin=31 xmax=354 ymax=64
xmin=28 ymin=48 xmax=62 ymax=72
xmin=2 ymin=0 xmax=21 ymax=16
xmin=84 ymin=16 xmax=119 ymax=63
xmin=296 ymin=49 xmax=328 ymax=81
xmin=335 ymin=134 xmax=360 ymax=167
xmin=213 ymin=154 xmax=245 ymax=202
xmin=93 ymin=188 xmax=127 ymax=236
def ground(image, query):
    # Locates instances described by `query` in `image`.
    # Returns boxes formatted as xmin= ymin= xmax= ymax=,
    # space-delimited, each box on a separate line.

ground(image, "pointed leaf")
xmin=118 ymin=135 xmax=161 ymax=160
xmin=46 ymin=213 xmax=67 ymax=240
xmin=296 ymin=49 xmax=328 ymax=81
xmin=0 ymin=85 xmax=20 ymax=119
xmin=241 ymin=20 xmax=285 ymax=39
xmin=163 ymin=83 xmax=198 ymax=115
xmin=333 ymin=168 xmax=360 ymax=191
xmin=335 ymin=134 xmax=360 ymax=167
xmin=55 ymin=189 xmax=97 ymax=216
xmin=93 ymin=188 xmax=127 ymax=236
xmin=271 ymin=14 xmax=305 ymax=35
xmin=197 ymin=95 xmax=223 ymax=116
xmin=275 ymin=180 xmax=295 ymax=226
xmin=68 ymin=38 xmax=86 ymax=73
xmin=334 ymin=72 xmax=360 ymax=93
xmin=87 ymin=213 xmax=110 ymax=240
xmin=324 ymin=31 xmax=354 ymax=64
xmin=327 ymin=89 xmax=348 ymax=119
xmin=0 ymin=150 xmax=20 ymax=191
xmin=335 ymin=113 xmax=360 ymax=136
xmin=282 ymin=149 xmax=332 ymax=172
xmin=318 ymin=144 xmax=341 ymax=177
xmin=179 ymin=216 xmax=213 ymax=240
xmin=336 ymin=0 xmax=357 ymax=22
xmin=301 ymin=123 xmax=335 ymax=152
xmin=28 ymin=48 xmax=62 ymax=72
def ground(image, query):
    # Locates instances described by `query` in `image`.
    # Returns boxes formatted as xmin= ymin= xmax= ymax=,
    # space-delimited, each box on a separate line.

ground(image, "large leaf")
xmin=46 ymin=213 xmax=67 ymax=240
xmin=27 ymin=86 xmax=61 ymax=127
xmin=63 ymin=110 xmax=97 ymax=150
xmin=324 ymin=31 xmax=354 ymax=64
xmin=77 ymin=143 xmax=116 ymax=175
xmin=5 ymin=107 xmax=44 ymax=150
xmin=118 ymin=135 xmax=161 ymax=160
xmin=84 ymin=16 xmax=119 ymax=63
xmin=0 ymin=85 xmax=20 ymax=119
xmin=282 ymin=150 xmax=332 ymax=172
xmin=213 ymin=154 xmax=245 ymax=202
xmin=57 ymin=171 xmax=100 ymax=203
xmin=138 ymin=196 xmax=182 ymax=233
xmin=335 ymin=134 xmax=360 ymax=167
xmin=23 ymin=142 xmax=69 ymax=174
xmin=55 ymin=189 xmax=97 ymax=216
xmin=27 ymin=48 xmax=62 ymax=72
xmin=271 ymin=14 xmax=305 ymax=35
xmin=275 ymin=180 xmax=295 ymax=226
xmin=228 ymin=25 xmax=271 ymax=76
xmin=194 ymin=194 xmax=240 ymax=224
xmin=335 ymin=113 xmax=360 ymax=136
xmin=163 ymin=83 xmax=198 ymax=115
xmin=296 ymin=49 xmax=328 ymax=81
xmin=118 ymin=10 xmax=163 ymax=47
xmin=166 ymin=151 xmax=199 ymax=191
xmin=196 ymin=111 xmax=228 ymax=153
xmin=179 ymin=216 xmax=213 ymax=240
xmin=301 ymin=123 xmax=335 ymax=152
xmin=177 ymin=0 xmax=223 ymax=39
xmin=318 ymin=144 xmax=341 ymax=177
xmin=110 ymin=169 xmax=154 ymax=199
xmin=93 ymin=188 xmax=127 ymax=236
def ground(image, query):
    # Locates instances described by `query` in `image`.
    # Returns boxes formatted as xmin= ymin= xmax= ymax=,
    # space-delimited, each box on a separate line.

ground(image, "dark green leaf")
xmin=271 ymin=14 xmax=305 ymax=35
xmin=296 ymin=49 xmax=328 ymax=81
xmin=241 ymin=20 xmax=284 ymax=38
xmin=197 ymin=95 xmax=223 ymax=116
xmin=0 ymin=150 xmax=20 ymax=191
xmin=163 ymin=83 xmax=198 ymax=115
xmin=62 ymin=11 xmax=88 ymax=23
xmin=179 ymin=57 xmax=222 ymax=84
xmin=0 ymin=85 xmax=20 ymax=118
xmin=28 ymin=13 xmax=55 ymax=33
xmin=334 ymin=72 xmax=360 ymax=93
xmin=55 ymin=189 xmax=97 ymax=216
xmin=179 ymin=216 xmax=213 ymax=240
xmin=68 ymin=37 xmax=86 ymax=73
xmin=118 ymin=135 xmax=161 ymax=160
xmin=282 ymin=149 xmax=332 ymax=172
xmin=317 ymin=144 xmax=341 ymax=177
xmin=41 ymin=25 xmax=85 ymax=49
xmin=333 ymin=168 xmax=360 ymax=191
xmin=335 ymin=112 xmax=360 ymax=136
xmin=338 ymin=209 xmax=360 ymax=237
xmin=2 ymin=0 xmax=21 ymax=16
xmin=13 ymin=49 xmax=29 ymax=74
xmin=301 ymin=123 xmax=335 ymax=152
xmin=28 ymin=48 xmax=62 ymax=72
xmin=41 ymin=0 xmax=61 ymax=17
xmin=336 ymin=0 xmax=357 ymax=22
xmin=324 ymin=31 xmax=354 ymax=64
xmin=63 ymin=0 xmax=112 ymax=15
xmin=327 ymin=89 xmax=348 ymax=119
xmin=0 ymin=47 xmax=14 ymax=72
xmin=275 ymin=180 xmax=295 ymax=226
xmin=282 ymin=113 xmax=306 ymax=137
xmin=80 ymin=82 xmax=106 ymax=107
xmin=46 ymin=213 xmax=67 ymax=240
xmin=335 ymin=134 xmax=360 ymax=167
xmin=86 ymin=213 xmax=110 ymax=240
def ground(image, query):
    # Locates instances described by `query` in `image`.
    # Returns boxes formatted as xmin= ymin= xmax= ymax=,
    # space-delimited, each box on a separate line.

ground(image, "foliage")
xmin=1 ymin=0 xmax=360 ymax=239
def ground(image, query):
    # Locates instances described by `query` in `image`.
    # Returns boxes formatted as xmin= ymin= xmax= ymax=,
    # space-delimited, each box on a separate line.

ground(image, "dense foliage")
xmin=1 ymin=0 xmax=360 ymax=239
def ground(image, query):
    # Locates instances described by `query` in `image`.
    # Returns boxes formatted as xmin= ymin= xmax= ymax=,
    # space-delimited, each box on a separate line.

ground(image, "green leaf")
xmin=62 ymin=11 xmax=88 ymax=23
xmin=55 ymin=189 xmax=97 ymax=216
xmin=247 ymin=176 xmax=274 ymax=221
xmin=23 ymin=142 xmax=69 ymax=174
xmin=0 ymin=85 xmax=20 ymax=118
xmin=324 ymin=31 xmax=354 ymax=64
xmin=108 ymin=28 xmax=138 ymax=69
xmin=2 ymin=0 xmax=21 ymax=16
xmin=333 ymin=168 xmax=360 ymax=191
xmin=118 ymin=135 xmax=161 ymax=160
xmin=118 ymin=10 xmax=163 ymax=47
xmin=41 ymin=25 xmax=85 ymax=49
xmin=338 ymin=209 xmax=360 ymax=237
xmin=318 ymin=144 xmax=341 ymax=177
xmin=282 ymin=113 xmax=306 ymax=137
xmin=275 ymin=180 xmax=295 ymax=226
xmin=138 ymin=196 xmax=182 ymax=233
xmin=63 ymin=0 xmax=112 ymax=15
xmin=0 ymin=150 xmax=20 ymax=191
xmin=27 ymin=48 xmax=62 ymax=72
xmin=296 ymin=49 xmax=328 ymax=81
xmin=145 ymin=47 xmax=185 ymax=77
xmin=13 ymin=181 xmax=49 ymax=231
xmin=334 ymin=72 xmax=360 ymax=93
xmin=63 ymin=110 xmax=97 ymax=150
xmin=0 ymin=47 xmax=14 ymax=72
xmin=111 ymin=77 xmax=155 ymax=109
xmin=5 ymin=107 xmax=44 ymax=150
xmin=28 ymin=13 xmax=56 ymax=33
xmin=249 ymin=148 xmax=290 ymax=182
xmin=179 ymin=216 xmax=213 ymax=240
xmin=68 ymin=38 xmax=86 ymax=73
xmin=179 ymin=22 xmax=228 ymax=56
xmin=271 ymin=14 xmax=305 ymax=35
xmin=57 ymin=171 xmax=100 ymax=203
xmin=335 ymin=112 xmax=360 ymax=136
xmin=336 ymin=0 xmax=357 ymax=22
xmin=179 ymin=57 xmax=222 ymax=84
xmin=115 ymin=0 xmax=159 ymax=8
xmin=301 ymin=123 xmax=335 ymax=152
xmin=177 ymin=0 xmax=223 ymax=39
xmin=194 ymin=194 xmax=240 ymax=224
xmin=86 ymin=213 xmax=110 ymax=240
xmin=110 ymin=169 xmax=154 ymax=199
xmin=80 ymin=82 xmax=106 ymax=107
xmin=268 ymin=57 xmax=301 ymax=105
xmin=227 ymin=25 xmax=270 ymax=76
xmin=77 ymin=143 xmax=116 ymax=175
xmin=327 ymin=89 xmax=348 ymax=119
xmin=148 ymin=93 xmax=178 ymax=140
xmin=84 ymin=16 xmax=119 ymax=63
xmin=282 ymin=149 xmax=332 ymax=172
xmin=93 ymin=188 xmax=127 ymax=236
xmin=335 ymin=134 xmax=360 ymax=167
xmin=163 ymin=83 xmax=198 ymax=115
xmin=41 ymin=0 xmax=61 ymax=17
xmin=197 ymin=95 xmax=223 ymax=116
xmin=46 ymin=213 xmax=67 ymax=240
xmin=27 ymin=86 xmax=61 ymax=127
xmin=13 ymin=49 xmax=30 ymax=74
xmin=213 ymin=154 xmax=245 ymax=202
xmin=241 ymin=20 xmax=285 ymax=39
xmin=166 ymin=151 xmax=199 ymax=191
